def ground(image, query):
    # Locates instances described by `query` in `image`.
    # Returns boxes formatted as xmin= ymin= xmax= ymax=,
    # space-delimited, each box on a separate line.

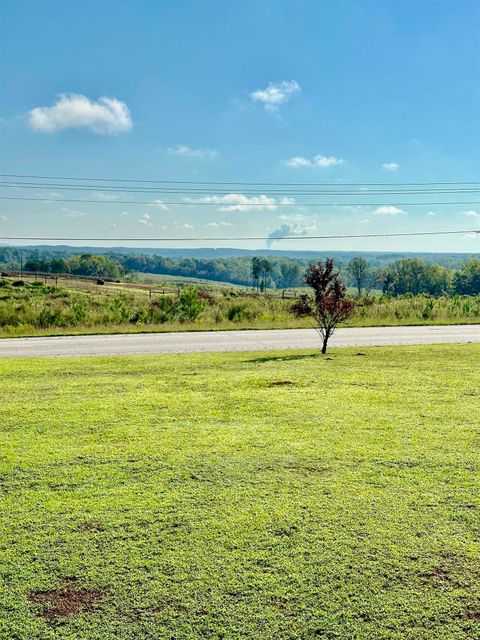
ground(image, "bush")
xmin=36 ymin=308 xmax=62 ymax=328
xmin=197 ymin=289 xmax=215 ymax=304
xmin=176 ymin=288 xmax=205 ymax=323
xmin=227 ymin=303 xmax=258 ymax=322
xmin=149 ymin=297 xmax=176 ymax=323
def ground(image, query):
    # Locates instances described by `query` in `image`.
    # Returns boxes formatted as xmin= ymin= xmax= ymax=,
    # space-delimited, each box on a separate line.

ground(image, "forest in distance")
xmin=1 ymin=246 xmax=479 ymax=296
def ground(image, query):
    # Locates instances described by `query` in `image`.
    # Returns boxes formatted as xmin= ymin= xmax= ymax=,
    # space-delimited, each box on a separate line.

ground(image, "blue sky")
xmin=1 ymin=0 xmax=479 ymax=252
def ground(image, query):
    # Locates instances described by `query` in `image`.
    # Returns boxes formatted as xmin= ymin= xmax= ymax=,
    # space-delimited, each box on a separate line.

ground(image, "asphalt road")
xmin=0 ymin=325 xmax=479 ymax=358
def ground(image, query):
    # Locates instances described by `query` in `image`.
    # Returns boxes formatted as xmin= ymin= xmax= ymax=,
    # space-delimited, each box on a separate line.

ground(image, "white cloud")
xmin=461 ymin=210 xmax=480 ymax=218
xmin=284 ymin=156 xmax=311 ymax=168
xmin=185 ymin=193 xmax=297 ymax=213
xmin=426 ymin=211 xmax=437 ymax=217
xmin=285 ymin=154 xmax=344 ymax=168
xmin=186 ymin=193 xmax=279 ymax=212
xmin=61 ymin=207 xmax=86 ymax=219
xmin=373 ymin=206 xmax=407 ymax=216
xmin=173 ymin=221 xmax=194 ymax=229
xmin=28 ymin=93 xmax=132 ymax=134
xmin=382 ymin=162 xmax=400 ymax=171
xmin=250 ymin=80 xmax=300 ymax=112
xmin=1 ymin=214 xmax=9 ymax=222
xmin=313 ymin=155 xmax=344 ymax=168
xmin=120 ymin=211 xmax=129 ymax=217
xmin=206 ymin=221 xmax=232 ymax=228
xmin=150 ymin=199 xmax=169 ymax=211
xmin=137 ymin=213 xmax=152 ymax=226
xmin=267 ymin=222 xmax=316 ymax=245
xmin=278 ymin=213 xmax=305 ymax=222
xmin=167 ymin=145 xmax=218 ymax=158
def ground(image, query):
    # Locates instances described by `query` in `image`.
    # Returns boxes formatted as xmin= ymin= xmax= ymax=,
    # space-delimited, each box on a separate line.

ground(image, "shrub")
xmin=36 ymin=308 xmax=62 ymax=328
xmin=197 ymin=289 xmax=215 ymax=304
xmin=176 ymin=288 xmax=205 ymax=323
xmin=227 ymin=303 xmax=257 ymax=322
xmin=149 ymin=297 xmax=176 ymax=323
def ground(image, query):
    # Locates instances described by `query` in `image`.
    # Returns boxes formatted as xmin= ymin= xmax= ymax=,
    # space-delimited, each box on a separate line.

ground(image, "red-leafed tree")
xmin=291 ymin=259 xmax=356 ymax=354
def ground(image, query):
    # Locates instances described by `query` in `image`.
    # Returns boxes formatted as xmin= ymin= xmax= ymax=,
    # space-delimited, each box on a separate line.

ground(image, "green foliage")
xmin=454 ymin=258 xmax=480 ymax=295
xmin=3 ymin=246 xmax=480 ymax=296
xmin=227 ymin=303 xmax=256 ymax=322
xmin=24 ymin=253 xmax=124 ymax=280
xmin=382 ymin=258 xmax=453 ymax=296
xmin=176 ymin=287 xmax=205 ymax=322
xmin=347 ymin=256 xmax=371 ymax=295
xmin=1 ymin=345 xmax=479 ymax=638
xmin=0 ymin=278 xmax=479 ymax=337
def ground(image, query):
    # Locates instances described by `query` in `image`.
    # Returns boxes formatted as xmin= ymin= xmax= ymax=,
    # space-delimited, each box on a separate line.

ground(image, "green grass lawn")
xmin=1 ymin=345 xmax=479 ymax=639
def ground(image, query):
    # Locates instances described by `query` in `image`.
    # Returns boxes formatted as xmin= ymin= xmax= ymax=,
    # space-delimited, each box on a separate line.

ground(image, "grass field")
xmin=132 ymin=272 xmax=246 ymax=288
xmin=1 ymin=344 xmax=479 ymax=639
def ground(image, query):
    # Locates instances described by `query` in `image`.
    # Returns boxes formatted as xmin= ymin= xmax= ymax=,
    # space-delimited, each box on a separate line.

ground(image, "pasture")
xmin=1 ymin=344 xmax=479 ymax=639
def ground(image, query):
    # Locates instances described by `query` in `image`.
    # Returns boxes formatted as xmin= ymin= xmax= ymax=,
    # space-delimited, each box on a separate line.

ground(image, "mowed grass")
xmin=1 ymin=345 xmax=479 ymax=639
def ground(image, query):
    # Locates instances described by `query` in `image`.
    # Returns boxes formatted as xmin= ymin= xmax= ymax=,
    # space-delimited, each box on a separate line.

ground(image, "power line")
xmin=2 ymin=182 xmax=480 ymax=196
xmin=1 ymin=229 xmax=478 ymax=242
xmin=2 ymin=196 xmax=479 ymax=207
xmin=1 ymin=172 xmax=479 ymax=187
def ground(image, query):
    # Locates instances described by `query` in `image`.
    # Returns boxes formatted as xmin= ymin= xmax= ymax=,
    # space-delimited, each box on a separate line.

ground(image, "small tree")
xmin=260 ymin=258 xmax=272 ymax=292
xmin=291 ymin=259 xmax=356 ymax=354
xmin=251 ymin=257 xmax=262 ymax=292
xmin=347 ymin=256 xmax=370 ymax=297
xmin=176 ymin=287 xmax=205 ymax=322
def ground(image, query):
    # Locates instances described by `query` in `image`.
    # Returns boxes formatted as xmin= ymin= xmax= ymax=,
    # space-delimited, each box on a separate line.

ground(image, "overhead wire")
xmin=1 ymin=229 xmax=478 ymax=242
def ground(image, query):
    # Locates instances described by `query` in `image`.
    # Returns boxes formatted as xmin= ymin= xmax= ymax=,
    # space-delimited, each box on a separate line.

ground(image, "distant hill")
xmin=1 ymin=244 xmax=477 ymax=268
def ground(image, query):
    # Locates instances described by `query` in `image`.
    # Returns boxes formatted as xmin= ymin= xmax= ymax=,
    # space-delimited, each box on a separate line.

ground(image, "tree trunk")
xmin=321 ymin=336 xmax=328 ymax=354
xmin=321 ymin=328 xmax=332 ymax=354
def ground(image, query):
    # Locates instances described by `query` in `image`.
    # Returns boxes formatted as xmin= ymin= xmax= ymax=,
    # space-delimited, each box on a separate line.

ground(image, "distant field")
xmin=1 ymin=344 xmax=479 ymax=639
xmin=0 ymin=277 xmax=479 ymax=338
xmin=132 ymin=271 xmax=247 ymax=288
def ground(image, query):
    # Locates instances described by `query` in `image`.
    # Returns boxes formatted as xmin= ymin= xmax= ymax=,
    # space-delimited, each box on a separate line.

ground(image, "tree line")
xmin=348 ymin=256 xmax=480 ymax=297
xmin=1 ymin=247 xmax=479 ymax=296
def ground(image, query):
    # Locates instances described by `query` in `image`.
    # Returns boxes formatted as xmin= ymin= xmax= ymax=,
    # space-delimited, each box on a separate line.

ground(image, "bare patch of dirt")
xmin=29 ymin=578 xmax=103 ymax=619
xmin=76 ymin=521 xmax=105 ymax=533
xmin=419 ymin=553 xmax=465 ymax=587
xmin=463 ymin=608 xmax=480 ymax=621
xmin=267 ymin=380 xmax=296 ymax=387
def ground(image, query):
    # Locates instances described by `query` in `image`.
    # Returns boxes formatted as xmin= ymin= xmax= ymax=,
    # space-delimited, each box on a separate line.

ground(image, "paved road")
xmin=0 ymin=325 xmax=479 ymax=358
